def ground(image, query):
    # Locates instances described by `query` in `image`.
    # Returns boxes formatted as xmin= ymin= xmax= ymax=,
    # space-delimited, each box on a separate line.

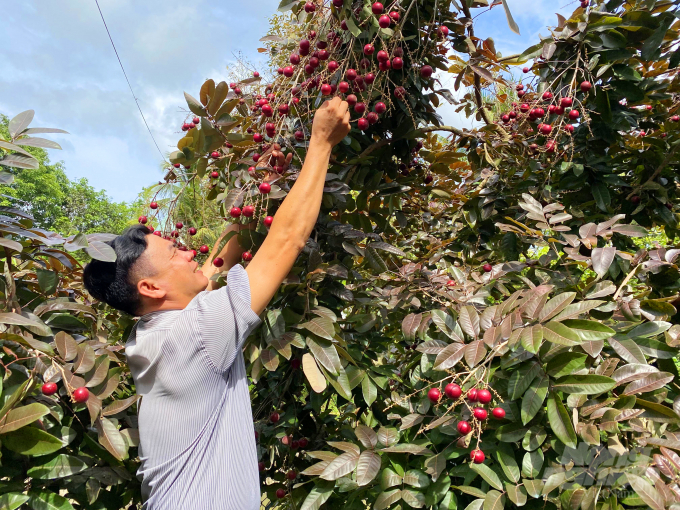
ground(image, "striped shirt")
xmin=125 ymin=265 xmax=262 ymax=509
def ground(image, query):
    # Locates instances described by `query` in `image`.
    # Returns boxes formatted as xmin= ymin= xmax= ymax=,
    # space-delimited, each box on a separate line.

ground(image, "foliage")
xmin=0 ymin=114 xmax=133 ymax=237
xmin=2 ymin=0 xmax=680 ymax=509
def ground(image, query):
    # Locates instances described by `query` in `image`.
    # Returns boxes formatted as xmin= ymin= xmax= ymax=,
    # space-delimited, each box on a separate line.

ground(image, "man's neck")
xmin=138 ymin=294 xmax=196 ymax=317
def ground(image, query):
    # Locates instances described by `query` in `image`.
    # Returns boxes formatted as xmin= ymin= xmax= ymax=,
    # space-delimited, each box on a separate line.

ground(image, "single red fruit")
xmin=390 ymin=11 xmax=400 ymax=21
xmin=270 ymin=412 xmax=280 ymax=423
xmin=354 ymin=102 xmax=366 ymax=114
xmin=492 ymin=407 xmax=506 ymax=419
xmin=473 ymin=408 xmax=488 ymax=420
xmin=372 ymin=1 xmax=384 ymax=14
xmin=467 ymin=389 xmax=478 ymax=402
xmin=328 ymin=60 xmax=339 ymax=72
xmin=321 ymin=83 xmax=332 ymax=95
xmin=540 ymin=124 xmax=552 ymax=135
xmin=277 ymin=67 xmax=283 ymax=75
xmin=263 ymin=216 xmax=274 ymax=227
xmin=253 ymin=133 xmax=263 ymax=143
xmin=581 ymin=81 xmax=592 ymax=92
xmin=520 ymin=103 xmax=530 ymax=113
xmin=175 ymin=222 xmax=183 ymax=229
xmin=42 ymin=382 xmax=58 ymax=396
xmin=253 ymin=153 xmax=261 ymax=162
xmin=287 ymin=470 xmax=297 ymax=480
xmin=213 ymin=257 xmax=224 ymax=268
xmin=233 ymin=87 xmax=242 ymax=95
xmin=259 ymin=182 xmax=271 ymax=194
xmin=346 ymin=94 xmax=358 ymax=106
xmin=438 ymin=25 xmax=449 ymax=38
xmin=542 ymin=91 xmax=553 ymax=101
xmin=379 ymin=14 xmax=391 ymax=28
xmin=333 ymin=0 xmax=343 ymax=6
xmin=276 ymin=488 xmax=286 ymax=499
xmin=291 ymin=440 xmax=300 ymax=449
xmin=346 ymin=68 xmax=357 ymax=81
xmin=298 ymin=437 xmax=308 ymax=448
xmin=569 ymin=109 xmax=580 ymax=120
xmin=230 ymin=207 xmax=242 ymax=218
xmin=190 ymin=249 xmax=196 ymax=257
xmin=483 ymin=263 xmax=493 ymax=273
xmin=424 ymin=174 xmax=433 ymax=184
xmin=173 ymin=163 xmax=180 ymax=168
xmin=631 ymin=195 xmax=641 ymax=204
xmin=377 ymin=50 xmax=389 ymax=62
xmin=211 ymin=171 xmax=219 ymax=178
xmin=242 ymin=205 xmax=255 ymax=217
xmin=477 ymin=389 xmax=492 ymax=404
xmin=392 ymin=57 xmax=403 ymax=70
xmin=394 ymin=86 xmax=407 ymax=99
xmin=248 ymin=166 xmax=256 ymax=174
xmin=420 ymin=65 xmax=433 ymax=78
xmin=446 ymin=280 xmax=456 ymax=287
xmin=367 ymin=112 xmax=379 ymax=125
xmin=261 ymin=104 xmax=273 ymax=117
xmin=374 ymin=102 xmax=386 ymax=114
xmin=73 ymin=387 xmax=89 ymax=403
xmin=150 ymin=201 xmax=158 ymax=209
xmin=428 ymin=387 xmax=442 ymax=403
xmin=523 ymin=67 xmax=529 ymax=73
xmin=457 ymin=421 xmax=471 ymax=435
xmin=546 ymin=140 xmax=557 ymax=153
xmin=138 ymin=216 xmax=148 ymax=224
xmin=471 ymin=449 xmax=485 ymax=464
xmin=253 ymin=71 xmax=259 ymax=78
xmin=199 ymin=245 xmax=209 ymax=254
xmin=189 ymin=227 xmax=197 ymax=235
xmin=357 ymin=118 xmax=369 ymax=131
xmin=671 ymin=115 xmax=680 ymax=122
xmin=517 ymin=90 xmax=525 ymax=98
xmin=581 ymin=0 xmax=590 ymax=6
xmin=192 ymin=116 xmax=200 ymax=124
xmin=258 ymin=461 xmax=265 ymax=472
xmin=565 ymin=124 xmax=575 ymax=133
xmin=304 ymin=2 xmax=315 ymax=12
xmin=281 ymin=435 xmax=290 ymax=446
xmin=445 ymin=383 xmax=461 ymax=399
xmin=560 ymin=97 xmax=573 ymax=108
xmin=501 ymin=114 xmax=510 ymax=123
xmin=153 ymin=231 xmax=162 ymax=237
xmin=364 ymin=44 xmax=375 ymax=55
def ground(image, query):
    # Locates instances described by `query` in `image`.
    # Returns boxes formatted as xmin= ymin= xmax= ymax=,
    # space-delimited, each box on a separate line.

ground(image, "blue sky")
xmin=0 ymin=0 xmax=576 ymax=203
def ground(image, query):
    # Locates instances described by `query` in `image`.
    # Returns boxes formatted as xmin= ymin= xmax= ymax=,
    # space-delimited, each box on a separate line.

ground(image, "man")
xmin=83 ymin=97 xmax=351 ymax=509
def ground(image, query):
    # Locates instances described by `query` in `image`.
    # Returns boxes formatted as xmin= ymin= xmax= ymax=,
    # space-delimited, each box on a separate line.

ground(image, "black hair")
xmin=82 ymin=224 xmax=154 ymax=316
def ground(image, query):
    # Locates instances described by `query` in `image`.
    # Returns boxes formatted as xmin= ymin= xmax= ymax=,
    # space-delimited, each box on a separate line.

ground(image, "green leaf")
xmin=484 ymin=490 xmax=505 ymax=510
xmin=300 ymin=481 xmax=334 ymax=510
xmin=95 ymin=417 xmax=128 ymax=461
xmin=0 ymin=493 xmax=30 ymax=510
xmin=85 ymin=241 xmax=116 ymax=262
xmin=374 ymin=489 xmax=402 ymax=510
xmin=0 ymin=403 xmax=49 ymax=433
xmin=542 ymin=322 xmax=581 ymax=346
xmin=546 ymin=392 xmax=577 ymax=449
xmin=546 ymin=353 xmax=588 ymax=378
xmin=470 ymin=463 xmax=503 ymax=490
xmin=641 ymin=15 xmax=673 ymax=61
xmin=2 ymin=427 xmax=64 ymax=456
xmin=553 ymin=375 xmax=616 ymax=394
xmin=522 ymin=449 xmax=544 ymax=478
xmin=27 ymin=489 xmax=75 ymax=510
xmin=299 ymin=317 xmax=335 ymax=341
xmin=184 ymin=92 xmax=206 ymax=116
xmin=592 ymin=183 xmax=610 ymax=212
xmin=495 ymin=443 xmax=520 ymax=483
xmin=521 ymin=373 xmax=549 ymax=425
xmin=361 ymin=374 xmax=377 ymax=406
xmin=627 ymin=321 xmax=671 ymax=339
xmin=27 ymin=454 xmax=88 ymax=479
xmin=500 ymin=0 xmax=520 ymax=35
xmin=509 ymin=362 xmax=541 ymax=400
xmin=561 ymin=320 xmax=615 ymax=341
xmin=626 ymin=474 xmax=664 ymax=510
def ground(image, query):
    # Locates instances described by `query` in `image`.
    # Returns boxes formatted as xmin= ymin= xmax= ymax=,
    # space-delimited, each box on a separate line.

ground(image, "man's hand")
xmin=311 ymin=97 xmax=351 ymax=148
xmin=245 ymin=97 xmax=350 ymax=315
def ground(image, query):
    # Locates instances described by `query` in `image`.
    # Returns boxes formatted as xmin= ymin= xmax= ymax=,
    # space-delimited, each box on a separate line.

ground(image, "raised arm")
xmin=245 ymin=97 xmax=350 ymax=314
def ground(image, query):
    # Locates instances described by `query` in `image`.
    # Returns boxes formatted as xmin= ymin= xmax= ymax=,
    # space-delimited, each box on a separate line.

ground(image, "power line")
xmin=94 ymin=0 xmax=167 ymax=163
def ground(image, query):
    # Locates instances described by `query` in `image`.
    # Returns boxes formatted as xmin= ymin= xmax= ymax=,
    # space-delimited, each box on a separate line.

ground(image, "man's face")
xmin=137 ymin=234 xmax=208 ymax=305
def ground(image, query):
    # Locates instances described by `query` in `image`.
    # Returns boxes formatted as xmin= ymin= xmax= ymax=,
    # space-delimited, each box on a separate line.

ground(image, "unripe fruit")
xmin=467 ymin=389 xmax=478 ymax=402
xmin=581 ymin=81 xmax=592 ymax=92
xmin=287 ymin=470 xmax=297 ymax=480
xmin=471 ymin=449 xmax=485 ymax=464
xmin=230 ymin=207 xmax=242 ymax=218
xmin=420 ymin=65 xmax=433 ymax=78
xmin=213 ymin=257 xmax=224 ymax=268
xmin=139 ymin=216 xmax=148 ymax=224
xmin=264 ymin=216 xmax=274 ymax=227
xmin=428 ymin=387 xmax=441 ymax=403
xmin=457 ymin=421 xmax=471 ymax=435
xmin=150 ymin=201 xmax=158 ymax=209
xmin=73 ymin=387 xmax=89 ymax=403
xmin=357 ymin=118 xmax=369 ymax=131
xmin=477 ymin=389 xmax=492 ymax=404
xmin=199 ymin=245 xmax=209 ymax=254
xmin=492 ymin=407 xmax=506 ymax=419
xmin=242 ymin=251 xmax=253 ymax=261
xmin=379 ymin=15 xmax=391 ymax=28
xmin=242 ymin=205 xmax=255 ymax=217
xmin=445 ymin=383 xmax=461 ymax=399
xmin=364 ymin=44 xmax=375 ymax=55
xmin=189 ymin=227 xmax=197 ymax=235
xmin=276 ymin=489 xmax=286 ymax=499
xmin=392 ymin=57 xmax=403 ymax=69
xmin=281 ymin=435 xmax=291 ymax=446
xmin=270 ymin=412 xmax=280 ymax=423
xmin=473 ymin=408 xmax=488 ymax=420
xmin=372 ymin=2 xmax=384 ymax=14
xmin=42 ymin=382 xmax=58 ymax=396
xmin=259 ymin=182 xmax=271 ymax=194
xmin=483 ymin=264 xmax=493 ymax=273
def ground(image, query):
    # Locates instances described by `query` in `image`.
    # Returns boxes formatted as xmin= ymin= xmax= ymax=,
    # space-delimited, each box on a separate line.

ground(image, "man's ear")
xmin=137 ymin=278 xmax=167 ymax=300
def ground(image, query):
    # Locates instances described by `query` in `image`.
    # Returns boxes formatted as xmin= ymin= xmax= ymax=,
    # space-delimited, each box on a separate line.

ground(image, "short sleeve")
xmin=194 ymin=265 xmax=261 ymax=373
